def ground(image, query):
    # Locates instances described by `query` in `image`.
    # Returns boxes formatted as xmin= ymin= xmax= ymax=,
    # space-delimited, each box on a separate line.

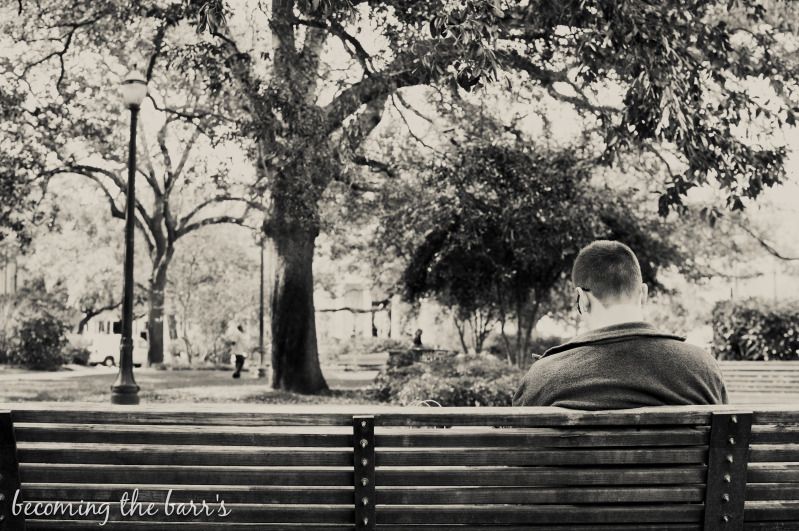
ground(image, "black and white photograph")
xmin=1 ymin=0 xmax=799 ymax=528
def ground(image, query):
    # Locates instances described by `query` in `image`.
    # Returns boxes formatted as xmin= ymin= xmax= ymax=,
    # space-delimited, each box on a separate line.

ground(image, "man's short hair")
xmin=572 ymin=240 xmax=643 ymax=304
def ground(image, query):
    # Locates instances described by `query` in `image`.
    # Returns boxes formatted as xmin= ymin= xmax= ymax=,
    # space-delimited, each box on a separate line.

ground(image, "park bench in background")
xmin=2 ymin=403 xmax=799 ymax=530
xmin=719 ymin=361 xmax=799 ymax=395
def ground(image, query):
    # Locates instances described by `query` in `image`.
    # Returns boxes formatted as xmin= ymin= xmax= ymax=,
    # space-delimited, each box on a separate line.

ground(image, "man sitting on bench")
xmin=513 ymin=240 xmax=727 ymax=409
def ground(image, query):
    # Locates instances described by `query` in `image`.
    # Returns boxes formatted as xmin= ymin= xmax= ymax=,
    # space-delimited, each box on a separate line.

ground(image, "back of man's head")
xmin=572 ymin=240 xmax=643 ymax=305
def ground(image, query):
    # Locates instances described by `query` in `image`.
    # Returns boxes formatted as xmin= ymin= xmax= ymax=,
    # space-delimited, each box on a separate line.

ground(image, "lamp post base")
xmin=110 ymin=386 xmax=141 ymax=405
xmin=111 ymin=337 xmax=140 ymax=404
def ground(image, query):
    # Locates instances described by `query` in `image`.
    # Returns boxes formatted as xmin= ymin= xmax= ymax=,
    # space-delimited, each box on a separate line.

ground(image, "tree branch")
xmin=177 ymin=214 xmax=249 ymax=238
xmin=351 ymin=155 xmax=396 ymax=179
xmin=737 ymin=221 xmax=799 ymax=261
xmin=322 ymin=48 xmax=446 ymax=136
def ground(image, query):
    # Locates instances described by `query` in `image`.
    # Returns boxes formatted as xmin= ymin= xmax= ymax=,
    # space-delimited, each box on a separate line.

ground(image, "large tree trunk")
xmin=265 ymin=225 xmax=327 ymax=394
xmin=147 ymin=260 xmax=170 ymax=366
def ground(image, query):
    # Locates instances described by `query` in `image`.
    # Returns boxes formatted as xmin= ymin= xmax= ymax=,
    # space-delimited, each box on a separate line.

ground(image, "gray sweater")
xmin=513 ymin=321 xmax=728 ymax=409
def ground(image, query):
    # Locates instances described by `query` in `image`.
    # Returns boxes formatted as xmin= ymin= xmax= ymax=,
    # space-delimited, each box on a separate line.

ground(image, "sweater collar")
xmin=542 ymin=321 xmax=686 ymax=358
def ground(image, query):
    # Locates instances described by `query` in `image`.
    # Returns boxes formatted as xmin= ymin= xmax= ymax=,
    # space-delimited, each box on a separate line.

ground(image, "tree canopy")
xmin=379 ymin=139 xmax=687 ymax=364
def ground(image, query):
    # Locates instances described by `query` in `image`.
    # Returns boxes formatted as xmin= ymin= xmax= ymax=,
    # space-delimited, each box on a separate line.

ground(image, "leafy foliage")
xmin=712 ymin=298 xmax=799 ymax=361
xmin=372 ymin=350 xmax=523 ymax=406
xmin=0 ymin=278 xmax=71 ymax=370
xmin=380 ymin=140 xmax=686 ymax=364
xmin=7 ymin=316 xmax=69 ymax=370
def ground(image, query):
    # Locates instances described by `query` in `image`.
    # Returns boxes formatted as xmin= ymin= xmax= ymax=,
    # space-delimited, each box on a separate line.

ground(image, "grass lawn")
xmin=1 ymin=364 xmax=798 ymax=406
xmin=0 ymin=365 xmax=378 ymax=404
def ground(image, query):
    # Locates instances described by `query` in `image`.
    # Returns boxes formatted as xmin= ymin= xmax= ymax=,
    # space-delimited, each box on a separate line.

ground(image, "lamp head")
xmin=121 ymin=68 xmax=147 ymax=109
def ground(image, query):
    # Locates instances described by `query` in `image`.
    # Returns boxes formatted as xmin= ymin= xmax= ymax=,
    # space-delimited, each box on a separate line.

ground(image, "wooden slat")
xmin=376 ymin=504 xmax=703 ymax=524
xmin=20 ymin=485 xmax=353 ymax=504
xmin=0 ymin=403 xmax=735 ymax=427
xmin=16 ymin=443 xmax=352 ymax=467
xmin=15 ymin=424 xmax=711 ymax=448
xmin=28 ymin=524 xmax=350 ymax=530
xmin=13 ymin=424 xmax=351 ymax=447
xmin=10 ymin=410 xmax=356 ymax=427
xmin=375 ymin=427 xmax=709 ymax=447
xmin=747 ymin=483 xmax=799 ymax=501
xmin=20 ymin=465 xmax=706 ymax=489
xmin=752 ymin=427 xmax=799 ymax=444
xmin=752 ymin=411 xmax=799 ymax=424
xmin=375 ymin=526 xmax=701 ymax=531
xmin=374 ymin=467 xmax=706 ymax=486
xmin=18 ymin=484 xmax=706 ymax=505
xmin=20 ymin=464 xmax=352 ymax=486
xmin=719 ymin=362 xmax=799 ymax=369
xmin=374 ymin=448 xmax=706 ymax=466
xmin=749 ymin=464 xmax=799 ymax=483
xmin=376 ymin=486 xmax=704 ymax=504
xmin=744 ymin=524 xmax=799 ymax=531
xmin=19 ymin=504 xmax=353 ymax=524
xmin=745 ymin=501 xmax=799 ymax=521
xmin=750 ymin=445 xmax=799 ymax=462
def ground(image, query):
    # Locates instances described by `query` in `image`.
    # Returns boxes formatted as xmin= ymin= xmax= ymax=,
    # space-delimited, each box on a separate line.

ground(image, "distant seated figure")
xmin=513 ymin=240 xmax=727 ymax=409
xmin=412 ymin=329 xmax=423 ymax=348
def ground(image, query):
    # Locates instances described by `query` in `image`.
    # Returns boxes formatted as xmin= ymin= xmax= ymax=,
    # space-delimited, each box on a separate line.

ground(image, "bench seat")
xmin=2 ymin=403 xmax=799 ymax=530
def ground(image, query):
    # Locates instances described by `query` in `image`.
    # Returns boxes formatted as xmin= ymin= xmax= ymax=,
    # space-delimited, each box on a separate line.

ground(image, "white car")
xmin=84 ymin=334 xmax=149 ymax=367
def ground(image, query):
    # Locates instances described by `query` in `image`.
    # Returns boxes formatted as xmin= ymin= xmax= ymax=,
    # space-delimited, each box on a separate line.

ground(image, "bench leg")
xmin=0 ymin=411 xmax=25 ymax=530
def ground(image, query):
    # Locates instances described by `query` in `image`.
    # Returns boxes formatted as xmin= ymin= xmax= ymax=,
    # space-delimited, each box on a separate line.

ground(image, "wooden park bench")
xmin=719 ymin=361 xmax=799 ymax=395
xmin=2 ymin=403 xmax=799 ymax=530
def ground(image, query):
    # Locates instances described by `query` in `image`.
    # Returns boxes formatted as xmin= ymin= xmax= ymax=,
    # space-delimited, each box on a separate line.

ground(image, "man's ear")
xmin=640 ymin=283 xmax=649 ymax=306
xmin=576 ymin=287 xmax=590 ymax=314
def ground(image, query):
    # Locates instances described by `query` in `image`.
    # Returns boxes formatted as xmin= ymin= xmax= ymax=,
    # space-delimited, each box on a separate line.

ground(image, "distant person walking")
xmin=513 ymin=240 xmax=728 ymax=409
xmin=229 ymin=322 xmax=251 ymax=379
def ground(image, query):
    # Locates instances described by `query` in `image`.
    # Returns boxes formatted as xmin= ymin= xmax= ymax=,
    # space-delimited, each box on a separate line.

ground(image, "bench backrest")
xmin=719 ymin=361 xmax=799 ymax=395
xmin=1 ymin=404 xmax=798 ymax=530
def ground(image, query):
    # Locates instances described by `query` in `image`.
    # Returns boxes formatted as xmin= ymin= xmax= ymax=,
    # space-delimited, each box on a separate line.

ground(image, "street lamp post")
xmin=258 ymin=234 xmax=267 ymax=378
xmin=111 ymin=68 xmax=147 ymax=405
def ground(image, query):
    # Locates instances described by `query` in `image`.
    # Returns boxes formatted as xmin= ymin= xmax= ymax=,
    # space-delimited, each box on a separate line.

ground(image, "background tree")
xmin=381 ymin=140 xmax=686 ymax=365
xmin=0 ymin=12 xmax=259 ymax=364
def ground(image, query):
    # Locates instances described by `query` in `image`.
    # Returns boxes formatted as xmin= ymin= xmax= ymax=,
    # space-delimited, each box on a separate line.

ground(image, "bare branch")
xmin=155 ymin=121 xmax=172 ymax=195
xmin=19 ymin=12 xmax=108 ymax=92
xmin=737 ymin=221 xmax=799 ymax=261
xmin=177 ymin=195 xmax=265 ymax=230
xmin=322 ymin=47 xmax=447 ymax=136
xmin=391 ymin=95 xmax=441 ymax=153
xmin=177 ymin=214 xmax=249 ymax=238
xmin=171 ymin=127 xmax=201 ymax=190
xmin=351 ymin=155 xmax=396 ymax=179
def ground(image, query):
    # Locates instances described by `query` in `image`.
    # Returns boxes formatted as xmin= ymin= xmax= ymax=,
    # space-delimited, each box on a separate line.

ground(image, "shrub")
xmin=7 ymin=316 xmax=68 ymax=370
xmin=485 ymin=333 xmax=565 ymax=368
xmin=64 ymin=345 xmax=91 ymax=365
xmin=373 ymin=349 xmax=524 ymax=406
xmin=64 ymin=334 xmax=92 ymax=365
xmin=711 ymin=299 xmax=799 ymax=361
